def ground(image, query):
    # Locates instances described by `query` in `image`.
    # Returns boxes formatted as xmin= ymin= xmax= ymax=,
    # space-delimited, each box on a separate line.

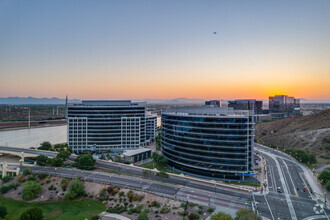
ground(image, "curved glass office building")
xmin=161 ymin=106 xmax=254 ymax=180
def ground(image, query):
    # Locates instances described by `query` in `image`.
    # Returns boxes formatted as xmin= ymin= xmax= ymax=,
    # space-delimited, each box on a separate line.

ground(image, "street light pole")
xmin=208 ymin=195 xmax=211 ymax=206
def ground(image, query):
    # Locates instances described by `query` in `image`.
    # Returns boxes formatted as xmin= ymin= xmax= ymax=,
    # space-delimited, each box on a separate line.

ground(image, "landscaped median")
xmin=0 ymin=196 xmax=105 ymax=220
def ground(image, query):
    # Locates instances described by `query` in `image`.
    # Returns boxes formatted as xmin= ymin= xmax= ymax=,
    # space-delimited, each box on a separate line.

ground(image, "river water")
xmin=0 ymin=125 xmax=67 ymax=149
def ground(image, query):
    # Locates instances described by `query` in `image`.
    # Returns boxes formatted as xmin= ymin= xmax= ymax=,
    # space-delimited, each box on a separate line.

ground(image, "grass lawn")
xmin=0 ymin=197 xmax=106 ymax=220
xmin=225 ymin=181 xmax=262 ymax=187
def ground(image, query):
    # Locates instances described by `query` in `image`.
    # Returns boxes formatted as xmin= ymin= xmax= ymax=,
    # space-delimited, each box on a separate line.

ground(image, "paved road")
xmin=255 ymin=144 xmax=329 ymax=220
xmin=2 ymin=145 xmax=329 ymax=219
xmin=31 ymin=166 xmax=250 ymax=211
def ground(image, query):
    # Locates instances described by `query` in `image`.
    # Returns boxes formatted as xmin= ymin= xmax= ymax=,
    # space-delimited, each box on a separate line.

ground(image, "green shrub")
xmin=20 ymin=207 xmax=43 ymax=220
xmin=188 ymin=212 xmax=200 ymax=220
xmin=17 ymin=176 xmax=26 ymax=183
xmin=106 ymin=206 xmax=127 ymax=214
xmin=160 ymin=207 xmax=170 ymax=214
xmin=61 ymin=183 xmax=68 ymax=191
xmin=326 ymin=181 xmax=330 ymax=192
xmin=235 ymin=208 xmax=261 ymax=220
xmin=188 ymin=202 xmax=196 ymax=207
xmin=45 ymin=178 xmax=51 ymax=184
xmin=318 ymin=170 xmax=330 ymax=184
xmin=178 ymin=210 xmax=188 ymax=216
xmin=64 ymin=179 xmax=85 ymax=200
xmin=0 ymin=183 xmax=16 ymax=194
xmin=1 ymin=176 xmax=11 ymax=183
xmin=22 ymin=181 xmax=42 ymax=200
xmin=207 ymin=208 xmax=214 ymax=213
xmin=37 ymin=174 xmax=47 ymax=180
xmin=22 ymin=168 xmax=31 ymax=176
xmin=210 ymin=211 xmax=233 ymax=220
xmin=137 ymin=211 xmax=149 ymax=220
xmin=119 ymin=191 xmax=124 ymax=197
xmin=99 ymin=188 xmax=106 ymax=197
xmin=27 ymin=176 xmax=36 ymax=181
xmin=0 ymin=206 xmax=7 ymax=218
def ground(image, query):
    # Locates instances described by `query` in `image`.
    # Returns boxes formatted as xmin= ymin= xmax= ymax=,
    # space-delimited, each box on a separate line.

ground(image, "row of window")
xmin=161 ymin=135 xmax=252 ymax=149
xmin=162 ymin=124 xmax=251 ymax=135
xmin=162 ymin=115 xmax=250 ymax=123
xmin=163 ymin=128 xmax=250 ymax=141
xmin=163 ymin=152 xmax=248 ymax=172
xmin=162 ymin=119 xmax=252 ymax=130
xmin=162 ymin=143 xmax=248 ymax=159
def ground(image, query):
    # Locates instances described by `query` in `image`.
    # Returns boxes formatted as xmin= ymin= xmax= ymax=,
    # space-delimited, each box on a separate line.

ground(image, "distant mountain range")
xmin=0 ymin=96 xmax=205 ymax=105
xmin=0 ymin=97 xmax=80 ymax=105
xmin=0 ymin=96 xmax=328 ymax=105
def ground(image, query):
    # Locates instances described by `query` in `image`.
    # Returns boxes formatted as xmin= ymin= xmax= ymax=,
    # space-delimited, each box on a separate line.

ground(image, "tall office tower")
xmin=161 ymin=106 xmax=254 ymax=180
xmin=205 ymin=100 xmax=221 ymax=107
xmin=146 ymin=112 xmax=157 ymax=143
xmin=228 ymin=99 xmax=263 ymax=114
xmin=269 ymin=95 xmax=300 ymax=119
xmin=67 ymin=100 xmax=146 ymax=154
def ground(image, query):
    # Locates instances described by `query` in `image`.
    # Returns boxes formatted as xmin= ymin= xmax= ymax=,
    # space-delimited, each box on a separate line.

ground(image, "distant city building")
xmin=269 ymin=95 xmax=300 ymax=119
xmin=228 ymin=99 xmax=263 ymax=114
xmin=146 ymin=112 xmax=157 ymax=143
xmin=122 ymin=148 xmax=151 ymax=163
xmin=205 ymin=100 xmax=221 ymax=107
xmin=161 ymin=106 xmax=254 ymax=180
xmin=67 ymin=100 xmax=147 ymax=154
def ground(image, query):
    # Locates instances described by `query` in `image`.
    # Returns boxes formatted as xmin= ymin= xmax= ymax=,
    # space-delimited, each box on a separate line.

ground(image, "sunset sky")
xmin=0 ymin=0 xmax=330 ymax=100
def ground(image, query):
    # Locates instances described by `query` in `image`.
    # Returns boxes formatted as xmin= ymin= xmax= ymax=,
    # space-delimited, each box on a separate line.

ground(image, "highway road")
xmin=2 ymin=145 xmax=330 ymax=219
xmin=31 ymin=166 xmax=250 ymax=211
xmin=255 ymin=144 xmax=330 ymax=220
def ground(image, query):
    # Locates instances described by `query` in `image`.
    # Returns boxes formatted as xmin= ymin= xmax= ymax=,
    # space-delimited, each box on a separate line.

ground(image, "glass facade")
xmin=161 ymin=107 xmax=254 ymax=180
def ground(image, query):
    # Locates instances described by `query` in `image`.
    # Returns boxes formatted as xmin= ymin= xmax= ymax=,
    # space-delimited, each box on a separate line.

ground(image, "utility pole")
xmin=28 ymin=107 xmax=31 ymax=129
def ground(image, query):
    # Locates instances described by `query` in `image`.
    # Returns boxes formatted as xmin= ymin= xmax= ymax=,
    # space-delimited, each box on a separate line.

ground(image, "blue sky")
xmin=0 ymin=0 xmax=329 ymax=99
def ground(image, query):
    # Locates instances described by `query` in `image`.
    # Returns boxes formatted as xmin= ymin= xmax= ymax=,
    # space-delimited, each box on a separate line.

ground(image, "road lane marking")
xmin=264 ymin=195 xmax=275 ymax=220
xmin=282 ymin=159 xmax=299 ymax=197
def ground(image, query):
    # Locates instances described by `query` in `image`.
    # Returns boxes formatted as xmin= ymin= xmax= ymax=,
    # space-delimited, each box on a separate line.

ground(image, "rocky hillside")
xmin=255 ymin=109 xmax=330 ymax=163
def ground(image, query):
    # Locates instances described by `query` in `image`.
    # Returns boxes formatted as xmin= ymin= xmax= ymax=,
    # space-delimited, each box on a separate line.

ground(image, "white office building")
xmin=146 ymin=113 xmax=157 ymax=143
xmin=67 ymin=100 xmax=147 ymax=154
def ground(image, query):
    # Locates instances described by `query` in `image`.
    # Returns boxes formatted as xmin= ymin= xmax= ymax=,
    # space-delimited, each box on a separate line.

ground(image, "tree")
xmin=326 ymin=181 xmax=330 ymax=192
xmin=23 ymin=168 xmax=32 ymax=176
xmin=156 ymin=171 xmax=169 ymax=178
xmin=38 ymin=141 xmax=52 ymax=151
xmin=64 ymin=179 xmax=85 ymax=200
xmin=143 ymin=170 xmax=153 ymax=178
xmin=235 ymin=209 xmax=261 ymax=220
xmin=318 ymin=170 xmax=330 ymax=184
xmin=57 ymin=150 xmax=71 ymax=160
xmin=152 ymin=152 xmax=168 ymax=168
xmin=188 ymin=212 xmax=200 ymax=220
xmin=51 ymin=157 xmax=64 ymax=167
xmin=74 ymin=154 xmax=96 ymax=170
xmin=35 ymin=155 xmax=48 ymax=166
xmin=211 ymin=212 xmax=233 ymax=220
xmin=137 ymin=211 xmax=149 ymax=220
xmin=0 ymin=206 xmax=7 ymax=219
xmin=20 ymin=207 xmax=43 ymax=220
xmin=22 ymin=181 xmax=42 ymax=200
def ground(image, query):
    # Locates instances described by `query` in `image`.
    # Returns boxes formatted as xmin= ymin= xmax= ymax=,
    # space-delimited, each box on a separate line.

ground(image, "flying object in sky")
xmin=214 ymin=32 xmax=217 ymax=34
